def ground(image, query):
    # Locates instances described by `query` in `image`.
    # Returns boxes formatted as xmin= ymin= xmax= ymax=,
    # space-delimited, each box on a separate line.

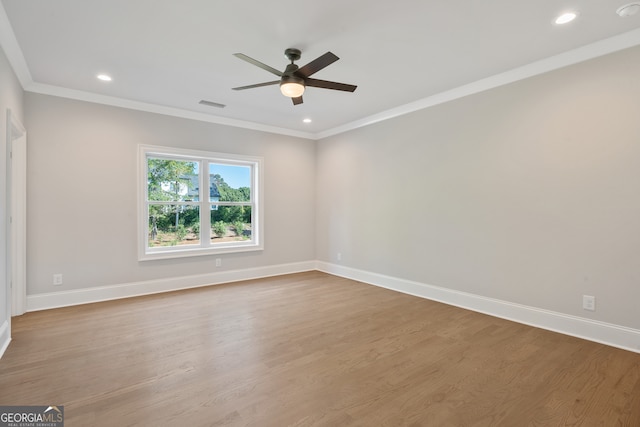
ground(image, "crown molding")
xmin=0 ymin=1 xmax=31 ymax=87
xmin=315 ymin=28 xmax=640 ymax=140
xmin=2 ymin=0 xmax=640 ymax=141
xmin=24 ymin=82 xmax=316 ymax=140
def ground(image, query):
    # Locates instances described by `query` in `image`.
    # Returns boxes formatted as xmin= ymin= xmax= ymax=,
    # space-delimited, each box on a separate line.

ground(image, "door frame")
xmin=6 ymin=109 xmax=27 ymax=317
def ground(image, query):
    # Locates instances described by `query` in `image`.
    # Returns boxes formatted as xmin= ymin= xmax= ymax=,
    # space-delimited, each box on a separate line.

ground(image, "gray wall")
xmin=0 ymin=45 xmax=24 ymax=327
xmin=316 ymin=46 xmax=640 ymax=330
xmin=16 ymin=44 xmax=640 ymax=333
xmin=25 ymin=93 xmax=316 ymax=294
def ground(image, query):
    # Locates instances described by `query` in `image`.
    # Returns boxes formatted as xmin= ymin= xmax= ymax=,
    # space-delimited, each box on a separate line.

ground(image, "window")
xmin=139 ymin=145 xmax=263 ymax=260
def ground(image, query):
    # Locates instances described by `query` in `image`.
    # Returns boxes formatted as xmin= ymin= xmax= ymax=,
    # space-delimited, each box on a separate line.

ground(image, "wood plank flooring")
xmin=1 ymin=271 xmax=639 ymax=426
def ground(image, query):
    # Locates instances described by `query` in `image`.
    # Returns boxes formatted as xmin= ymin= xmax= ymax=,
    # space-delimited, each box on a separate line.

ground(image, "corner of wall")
xmin=316 ymin=261 xmax=640 ymax=354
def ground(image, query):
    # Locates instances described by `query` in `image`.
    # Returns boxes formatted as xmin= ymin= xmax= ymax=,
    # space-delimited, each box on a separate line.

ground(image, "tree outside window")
xmin=139 ymin=146 xmax=262 ymax=260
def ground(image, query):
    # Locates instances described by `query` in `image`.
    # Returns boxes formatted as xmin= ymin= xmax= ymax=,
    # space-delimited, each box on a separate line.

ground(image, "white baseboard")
xmin=316 ymin=261 xmax=640 ymax=354
xmin=0 ymin=320 xmax=10 ymax=359
xmin=27 ymin=261 xmax=316 ymax=312
xmin=23 ymin=260 xmax=640 ymax=354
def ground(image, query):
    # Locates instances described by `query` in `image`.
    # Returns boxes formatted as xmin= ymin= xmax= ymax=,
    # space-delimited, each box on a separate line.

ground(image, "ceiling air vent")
xmin=199 ymin=100 xmax=226 ymax=108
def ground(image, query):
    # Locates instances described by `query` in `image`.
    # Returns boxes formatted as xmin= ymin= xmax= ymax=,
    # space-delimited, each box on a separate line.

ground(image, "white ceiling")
xmin=2 ymin=0 xmax=640 ymax=139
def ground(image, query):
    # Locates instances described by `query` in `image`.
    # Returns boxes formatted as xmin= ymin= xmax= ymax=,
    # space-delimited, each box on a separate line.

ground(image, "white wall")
xmin=316 ymin=46 xmax=640 ymax=330
xmin=24 ymin=93 xmax=316 ymax=296
xmin=0 ymin=44 xmax=24 ymax=353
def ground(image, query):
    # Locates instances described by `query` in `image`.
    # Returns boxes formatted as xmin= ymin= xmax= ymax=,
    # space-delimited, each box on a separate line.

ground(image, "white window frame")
xmin=138 ymin=145 xmax=263 ymax=261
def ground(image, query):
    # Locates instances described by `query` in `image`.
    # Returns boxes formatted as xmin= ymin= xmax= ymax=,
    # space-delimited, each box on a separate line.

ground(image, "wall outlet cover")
xmin=583 ymin=295 xmax=596 ymax=311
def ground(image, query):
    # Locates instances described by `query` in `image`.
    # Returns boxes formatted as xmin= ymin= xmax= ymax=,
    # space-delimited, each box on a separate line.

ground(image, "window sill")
xmin=139 ymin=242 xmax=263 ymax=261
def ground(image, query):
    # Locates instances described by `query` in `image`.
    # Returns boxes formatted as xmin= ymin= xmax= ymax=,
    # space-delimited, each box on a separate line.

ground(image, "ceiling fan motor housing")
xmin=280 ymin=74 xmax=304 ymax=86
xmin=281 ymin=61 xmax=305 ymax=97
xmin=284 ymin=63 xmax=300 ymax=75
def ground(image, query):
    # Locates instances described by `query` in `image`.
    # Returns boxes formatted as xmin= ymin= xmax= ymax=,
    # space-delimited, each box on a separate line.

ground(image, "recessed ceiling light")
xmin=303 ymin=118 xmax=312 ymax=123
xmin=97 ymin=74 xmax=112 ymax=82
xmin=617 ymin=2 xmax=640 ymax=17
xmin=555 ymin=12 xmax=578 ymax=24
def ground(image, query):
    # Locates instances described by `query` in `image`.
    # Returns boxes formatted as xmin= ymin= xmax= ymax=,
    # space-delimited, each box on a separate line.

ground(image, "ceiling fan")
xmin=232 ymin=48 xmax=357 ymax=105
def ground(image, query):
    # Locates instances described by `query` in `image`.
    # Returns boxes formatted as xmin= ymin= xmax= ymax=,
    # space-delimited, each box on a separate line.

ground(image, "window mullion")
xmin=200 ymin=160 xmax=211 ymax=247
xmin=140 ymin=145 xmax=262 ymax=260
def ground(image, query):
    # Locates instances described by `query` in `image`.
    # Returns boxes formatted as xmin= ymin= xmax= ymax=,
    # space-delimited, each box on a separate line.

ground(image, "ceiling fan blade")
xmin=292 ymin=96 xmax=303 ymax=105
xmin=233 ymin=53 xmax=283 ymax=77
xmin=232 ymin=81 xmax=279 ymax=91
xmin=305 ymin=78 xmax=357 ymax=92
xmin=296 ymin=52 xmax=339 ymax=78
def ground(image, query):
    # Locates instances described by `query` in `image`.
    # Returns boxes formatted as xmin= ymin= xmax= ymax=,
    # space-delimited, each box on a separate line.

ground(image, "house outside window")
xmin=139 ymin=145 xmax=263 ymax=260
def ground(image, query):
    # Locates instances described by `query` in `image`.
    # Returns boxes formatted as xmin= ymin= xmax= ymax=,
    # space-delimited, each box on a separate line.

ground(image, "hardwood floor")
xmin=1 ymin=271 xmax=639 ymax=426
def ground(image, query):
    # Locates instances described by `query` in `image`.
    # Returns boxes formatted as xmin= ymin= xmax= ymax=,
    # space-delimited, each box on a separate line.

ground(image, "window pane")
xmin=148 ymin=158 xmax=199 ymax=202
xmin=148 ymin=205 xmax=200 ymax=247
xmin=209 ymin=163 xmax=251 ymax=202
xmin=140 ymin=145 xmax=262 ymax=260
xmin=210 ymin=206 xmax=252 ymax=243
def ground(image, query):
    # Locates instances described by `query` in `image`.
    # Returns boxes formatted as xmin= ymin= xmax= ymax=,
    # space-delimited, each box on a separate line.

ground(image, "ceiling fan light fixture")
xmin=280 ymin=76 xmax=305 ymax=98
xmin=233 ymin=49 xmax=356 ymax=105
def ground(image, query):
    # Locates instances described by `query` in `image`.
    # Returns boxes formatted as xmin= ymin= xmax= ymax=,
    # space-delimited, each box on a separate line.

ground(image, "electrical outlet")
xmin=337 ymin=252 xmax=342 ymax=262
xmin=583 ymin=295 xmax=596 ymax=311
xmin=53 ymin=274 xmax=63 ymax=286
xmin=215 ymin=258 xmax=222 ymax=267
